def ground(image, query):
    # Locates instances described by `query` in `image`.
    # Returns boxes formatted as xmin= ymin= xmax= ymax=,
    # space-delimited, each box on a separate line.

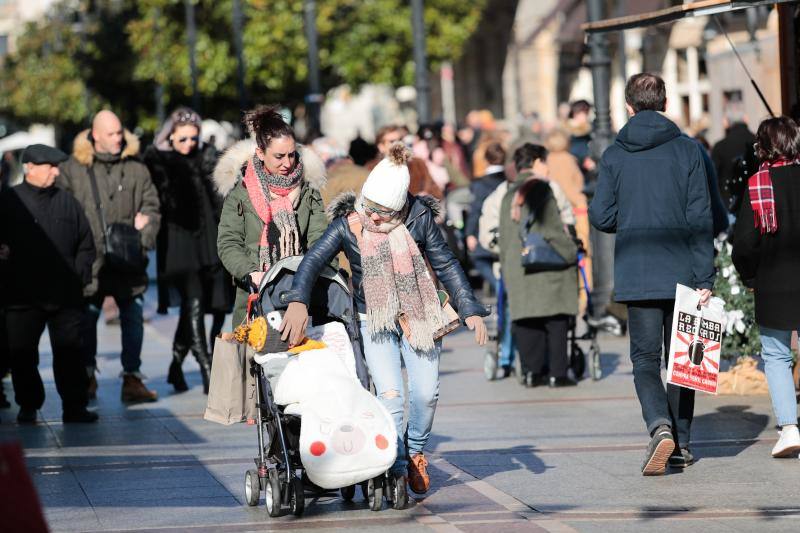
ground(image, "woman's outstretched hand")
xmin=279 ymin=302 xmax=309 ymax=347
xmin=465 ymin=315 xmax=487 ymax=346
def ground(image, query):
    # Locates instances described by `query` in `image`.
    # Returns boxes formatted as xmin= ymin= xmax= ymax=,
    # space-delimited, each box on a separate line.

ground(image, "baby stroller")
xmin=484 ymin=251 xmax=602 ymax=382
xmin=569 ymin=251 xmax=602 ymax=381
xmin=242 ymin=257 xmax=407 ymax=517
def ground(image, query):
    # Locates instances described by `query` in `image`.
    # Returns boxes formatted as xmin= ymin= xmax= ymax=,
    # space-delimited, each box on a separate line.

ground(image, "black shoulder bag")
xmin=519 ymin=190 xmax=570 ymax=272
xmin=87 ymin=166 xmax=146 ymax=275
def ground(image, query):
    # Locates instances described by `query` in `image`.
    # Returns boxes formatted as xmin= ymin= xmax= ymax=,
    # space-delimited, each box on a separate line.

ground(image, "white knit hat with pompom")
xmin=360 ymin=142 xmax=412 ymax=211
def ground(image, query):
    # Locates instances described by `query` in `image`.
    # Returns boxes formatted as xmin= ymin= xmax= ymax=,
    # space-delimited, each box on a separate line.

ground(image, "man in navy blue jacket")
xmin=589 ymin=73 xmax=715 ymax=476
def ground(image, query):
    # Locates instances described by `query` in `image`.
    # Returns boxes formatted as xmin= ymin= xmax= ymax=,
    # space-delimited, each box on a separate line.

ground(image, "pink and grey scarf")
xmin=748 ymin=158 xmax=797 ymax=234
xmin=356 ymin=199 xmax=444 ymax=351
xmin=243 ymin=155 xmax=304 ymax=271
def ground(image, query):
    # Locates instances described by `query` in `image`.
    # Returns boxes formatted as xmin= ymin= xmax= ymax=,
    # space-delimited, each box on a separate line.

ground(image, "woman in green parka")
xmin=499 ymin=143 xmax=579 ymax=389
xmin=214 ymin=106 xmax=328 ymax=326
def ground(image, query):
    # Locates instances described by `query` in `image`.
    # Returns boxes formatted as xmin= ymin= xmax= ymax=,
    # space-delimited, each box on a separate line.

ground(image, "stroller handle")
xmin=246 ymin=279 xmax=263 ymax=320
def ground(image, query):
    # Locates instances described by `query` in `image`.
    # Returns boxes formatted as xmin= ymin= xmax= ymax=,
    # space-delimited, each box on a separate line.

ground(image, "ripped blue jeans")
xmin=359 ymin=323 xmax=441 ymax=474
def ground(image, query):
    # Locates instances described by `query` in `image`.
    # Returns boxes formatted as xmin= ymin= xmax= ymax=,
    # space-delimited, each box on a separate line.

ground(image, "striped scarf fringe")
xmin=357 ymin=205 xmax=444 ymax=352
xmin=243 ymin=155 xmax=303 ymax=271
xmin=748 ymin=158 xmax=798 ymax=235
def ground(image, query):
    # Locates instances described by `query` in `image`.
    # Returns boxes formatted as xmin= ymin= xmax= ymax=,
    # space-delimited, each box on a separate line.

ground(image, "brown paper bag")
xmin=204 ymin=337 xmax=258 ymax=425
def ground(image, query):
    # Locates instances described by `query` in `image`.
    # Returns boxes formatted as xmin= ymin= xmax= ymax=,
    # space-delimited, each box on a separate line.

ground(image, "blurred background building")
xmin=0 ymin=1 xmax=795 ymax=148
xmin=0 ymin=0 xmax=57 ymax=57
xmin=431 ymin=0 xmax=782 ymax=144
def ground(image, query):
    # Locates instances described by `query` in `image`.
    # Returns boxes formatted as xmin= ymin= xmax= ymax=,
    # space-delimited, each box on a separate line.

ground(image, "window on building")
xmin=676 ymin=48 xmax=689 ymax=83
xmin=698 ymin=54 xmax=708 ymax=80
xmin=681 ymin=95 xmax=691 ymax=126
xmin=702 ymin=93 xmax=710 ymax=113
xmin=724 ymin=90 xmax=743 ymax=105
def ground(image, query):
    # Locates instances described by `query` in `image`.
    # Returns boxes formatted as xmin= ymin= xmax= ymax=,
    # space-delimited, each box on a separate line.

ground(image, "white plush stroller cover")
xmin=257 ymin=322 xmax=397 ymax=490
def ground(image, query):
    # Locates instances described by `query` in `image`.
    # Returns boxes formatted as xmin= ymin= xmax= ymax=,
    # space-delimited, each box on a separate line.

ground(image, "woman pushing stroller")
xmin=215 ymin=105 xmax=328 ymax=328
xmin=280 ymin=143 xmax=488 ymax=496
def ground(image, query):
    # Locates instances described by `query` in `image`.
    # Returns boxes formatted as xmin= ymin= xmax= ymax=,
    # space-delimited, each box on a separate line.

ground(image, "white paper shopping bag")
xmin=666 ymin=284 xmax=727 ymax=394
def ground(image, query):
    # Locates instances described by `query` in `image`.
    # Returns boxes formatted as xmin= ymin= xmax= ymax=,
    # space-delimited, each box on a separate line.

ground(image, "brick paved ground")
xmin=2 ymin=290 xmax=799 ymax=532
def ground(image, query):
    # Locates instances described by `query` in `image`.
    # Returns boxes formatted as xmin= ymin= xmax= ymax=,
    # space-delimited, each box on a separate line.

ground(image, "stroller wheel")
xmin=590 ymin=345 xmax=602 ymax=381
xmin=483 ymin=349 xmax=498 ymax=381
xmin=290 ymin=476 xmax=305 ymax=516
xmin=391 ymin=474 xmax=408 ymax=510
xmin=244 ymin=469 xmax=260 ymax=507
xmin=265 ymin=470 xmax=282 ymax=517
xmin=340 ymin=484 xmax=356 ymax=502
xmin=514 ymin=351 xmax=525 ymax=385
xmin=368 ymin=476 xmax=384 ymax=512
xmin=570 ymin=345 xmax=586 ymax=381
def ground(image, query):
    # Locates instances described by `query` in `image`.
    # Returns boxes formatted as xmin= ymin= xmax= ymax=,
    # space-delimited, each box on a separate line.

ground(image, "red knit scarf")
xmin=242 ymin=156 xmax=303 ymax=271
xmin=748 ymin=158 xmax=797 ymax=234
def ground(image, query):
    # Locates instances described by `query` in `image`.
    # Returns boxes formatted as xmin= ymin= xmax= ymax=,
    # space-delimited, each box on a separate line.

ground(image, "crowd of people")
xmin=1 ymin=69 xmax=800 ymax=492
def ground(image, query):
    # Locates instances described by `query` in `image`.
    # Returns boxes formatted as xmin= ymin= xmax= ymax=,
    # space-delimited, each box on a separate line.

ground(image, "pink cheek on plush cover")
xmin=375 ymin=434 xmax=389 ymax=450
xmin=310 ymin=441 xmax=326 ymax=456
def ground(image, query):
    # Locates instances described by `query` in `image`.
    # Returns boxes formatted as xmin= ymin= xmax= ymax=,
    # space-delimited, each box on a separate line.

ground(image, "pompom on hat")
xmin=360 ymin=142 xmax=412 ymax=211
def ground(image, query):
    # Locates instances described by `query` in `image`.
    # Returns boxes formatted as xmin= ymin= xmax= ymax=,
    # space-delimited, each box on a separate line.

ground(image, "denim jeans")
xmin=627 ymin=300 xmax=695 ymax=448
xmin=82 ymin=295 xmax=145 ymax=375
xmin=496 ymin=275 xmax=515 ymax=367
xmin=759 ymin=327 xmax=800 ymax=427
xmin=469 ymin=254 xmax=497 ymax=292
xmin=360 ymin=324 xmax=441 ymax=474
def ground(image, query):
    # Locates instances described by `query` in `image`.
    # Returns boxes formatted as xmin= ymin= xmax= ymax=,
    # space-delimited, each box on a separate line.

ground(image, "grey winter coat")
xmin=498 ymin=174 xmax=579 ymax=321
xmin=58 ymin=129 xmax=161 ymax=299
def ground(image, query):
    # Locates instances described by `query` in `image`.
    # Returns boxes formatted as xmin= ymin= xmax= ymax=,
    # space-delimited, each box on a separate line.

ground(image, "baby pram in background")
xmin=242 ymin=257 xmax=407 ymax=517
xmin=484 ymin=250 xmax=602 ymax=382
xmin=570 ymin=251 xmax=602 ymax=381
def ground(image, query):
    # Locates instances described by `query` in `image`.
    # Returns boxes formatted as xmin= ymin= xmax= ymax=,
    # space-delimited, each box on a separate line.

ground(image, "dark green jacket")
xmin=58 ymin=129 xmax=161 ymax=299
xmin=498 ymin=171 xmax=578 ymax=321
xmin=214 ymin=140 xmax=328 ymax=325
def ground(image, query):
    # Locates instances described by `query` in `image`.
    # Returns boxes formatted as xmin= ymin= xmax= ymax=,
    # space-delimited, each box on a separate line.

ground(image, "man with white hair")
xmin=59 ymin=110 xmax=161 ymax=403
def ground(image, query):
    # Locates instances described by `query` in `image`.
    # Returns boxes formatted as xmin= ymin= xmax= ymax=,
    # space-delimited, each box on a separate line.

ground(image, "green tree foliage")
xmin=0 ymin=6 xmax=98 ymax=124
xmin=129 ymin=1 xmax=238 ymax=103
xmin=319 ymin=0 xmax=484 ymax=87
xmin=1 ymin=0 xmax=487 ymax=131
xmin=713 ymin=234 xmax=762 ymax=359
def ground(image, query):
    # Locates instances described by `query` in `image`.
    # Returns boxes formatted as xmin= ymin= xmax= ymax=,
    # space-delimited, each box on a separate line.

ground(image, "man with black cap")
xmin=0 ymin=144 xmax=98 ymax=424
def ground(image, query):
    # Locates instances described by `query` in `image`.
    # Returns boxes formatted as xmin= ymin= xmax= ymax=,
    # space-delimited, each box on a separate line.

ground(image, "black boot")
xmin=167 ymin=347 xmax=189 ymax=393
xmin=0 ymin=386 xmax=10 ymax=409
xmin=198 ymin=357 xmax=211 ymax=395
xmin=169 ymin=305 xmax=191 ymax=393
xmin=188 ymin=298 xmax=212 ymax=395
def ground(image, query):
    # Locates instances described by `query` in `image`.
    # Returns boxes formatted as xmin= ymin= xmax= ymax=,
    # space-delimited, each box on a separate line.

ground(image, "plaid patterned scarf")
xmin=748 ymin=158 xmax=797 ymax=234
xmin=243 ymin=155 xmax=304 ymax=271
xmin=356 ymin=199 xmax=444 ymax=351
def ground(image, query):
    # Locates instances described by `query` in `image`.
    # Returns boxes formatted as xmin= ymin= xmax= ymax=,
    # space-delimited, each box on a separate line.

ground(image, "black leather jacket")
xmin=282 ymin=193 xmax=489 ymax=320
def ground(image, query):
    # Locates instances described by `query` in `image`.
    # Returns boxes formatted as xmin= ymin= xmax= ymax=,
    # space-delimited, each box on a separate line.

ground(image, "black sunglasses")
xmin=177 ymin=136 xmax=199 ymax=143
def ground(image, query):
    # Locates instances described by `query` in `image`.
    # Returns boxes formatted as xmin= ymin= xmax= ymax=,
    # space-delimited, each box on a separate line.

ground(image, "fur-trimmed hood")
xmin=325 ymin=191 xmax=442 ymax=223
xmin=72 ymin=129 xmax=141 ymax=166
xmin=212 ymin=138 xmax=326 ymax=197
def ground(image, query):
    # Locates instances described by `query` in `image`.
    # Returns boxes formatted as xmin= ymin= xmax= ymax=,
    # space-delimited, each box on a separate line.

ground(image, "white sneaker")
xmin=771 ymin=426 xmax=800 ymax=458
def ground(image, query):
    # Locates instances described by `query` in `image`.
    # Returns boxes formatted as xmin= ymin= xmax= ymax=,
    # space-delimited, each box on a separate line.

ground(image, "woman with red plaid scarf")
xmin=732 ymin=116 xmax=800 ymax=459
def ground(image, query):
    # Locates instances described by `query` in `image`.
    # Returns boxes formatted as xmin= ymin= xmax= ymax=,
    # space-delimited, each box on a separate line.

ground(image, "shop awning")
xmin=582 ymin=0 xmax=797 ymax=33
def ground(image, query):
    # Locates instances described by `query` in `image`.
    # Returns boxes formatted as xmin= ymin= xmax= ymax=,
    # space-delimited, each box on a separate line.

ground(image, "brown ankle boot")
xmin=407 ymin=453 xmax=430 ymax=494
xmin=121 ymin=375 xmax=158 ymax=403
